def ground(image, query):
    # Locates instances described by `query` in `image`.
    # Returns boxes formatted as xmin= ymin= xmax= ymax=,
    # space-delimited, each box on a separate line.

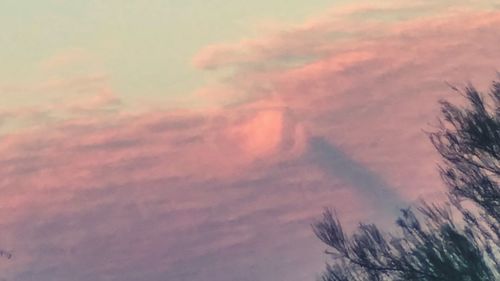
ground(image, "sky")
xmin=0 ymin=1 xmax=500 ymax=280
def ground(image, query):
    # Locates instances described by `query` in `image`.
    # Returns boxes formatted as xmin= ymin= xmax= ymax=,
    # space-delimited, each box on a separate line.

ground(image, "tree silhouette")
xmin=313 ymin=81 xmax=500 ymax=281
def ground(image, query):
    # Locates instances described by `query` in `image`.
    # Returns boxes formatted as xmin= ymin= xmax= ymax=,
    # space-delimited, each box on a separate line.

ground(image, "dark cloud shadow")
xmin=307 ymin=136 xmax=406 ymax=218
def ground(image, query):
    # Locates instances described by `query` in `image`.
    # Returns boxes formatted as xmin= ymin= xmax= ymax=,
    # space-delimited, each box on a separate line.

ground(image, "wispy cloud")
xmin=1 ymin=3 xmax=500 ymax=281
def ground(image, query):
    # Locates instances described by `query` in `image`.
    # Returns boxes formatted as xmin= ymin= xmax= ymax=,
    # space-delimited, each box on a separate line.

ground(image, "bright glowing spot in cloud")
xmin=233 ymin=110 xmax=285 ymax=157
xmin=226 ymin=108 xmax=307 ymax=160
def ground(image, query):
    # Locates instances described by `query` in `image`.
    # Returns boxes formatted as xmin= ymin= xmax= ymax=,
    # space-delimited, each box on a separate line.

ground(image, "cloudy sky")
xmin=0 ymin=1 xmax=500 ymax=280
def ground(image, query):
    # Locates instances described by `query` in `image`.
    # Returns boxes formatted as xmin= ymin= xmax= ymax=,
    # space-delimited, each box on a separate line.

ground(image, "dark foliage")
xmin=313 ymin=81 xmax=500 ymax=281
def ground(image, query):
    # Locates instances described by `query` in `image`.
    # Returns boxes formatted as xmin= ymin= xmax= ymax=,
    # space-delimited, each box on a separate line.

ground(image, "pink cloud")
xmin=0 ymin=72 xmax=124 ymax=134
xmin=37 ymin=73 xmax=110 ymax=96
xmin=2 ymin=4 xmax=500 ymax=281
xmin=192 ymin=1 xmax=495 ymax=71
xmin=63 ymin=88 xmax=122 ymax=114
xmin=194 ymin=9 xmax=500 ymax=202
xmin=0 ymin=107 xmax=343 ymax=280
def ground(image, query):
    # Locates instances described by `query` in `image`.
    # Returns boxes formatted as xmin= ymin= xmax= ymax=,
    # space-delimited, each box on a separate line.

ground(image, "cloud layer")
xmin=1 ymin=3 xmax=500 ymax=281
